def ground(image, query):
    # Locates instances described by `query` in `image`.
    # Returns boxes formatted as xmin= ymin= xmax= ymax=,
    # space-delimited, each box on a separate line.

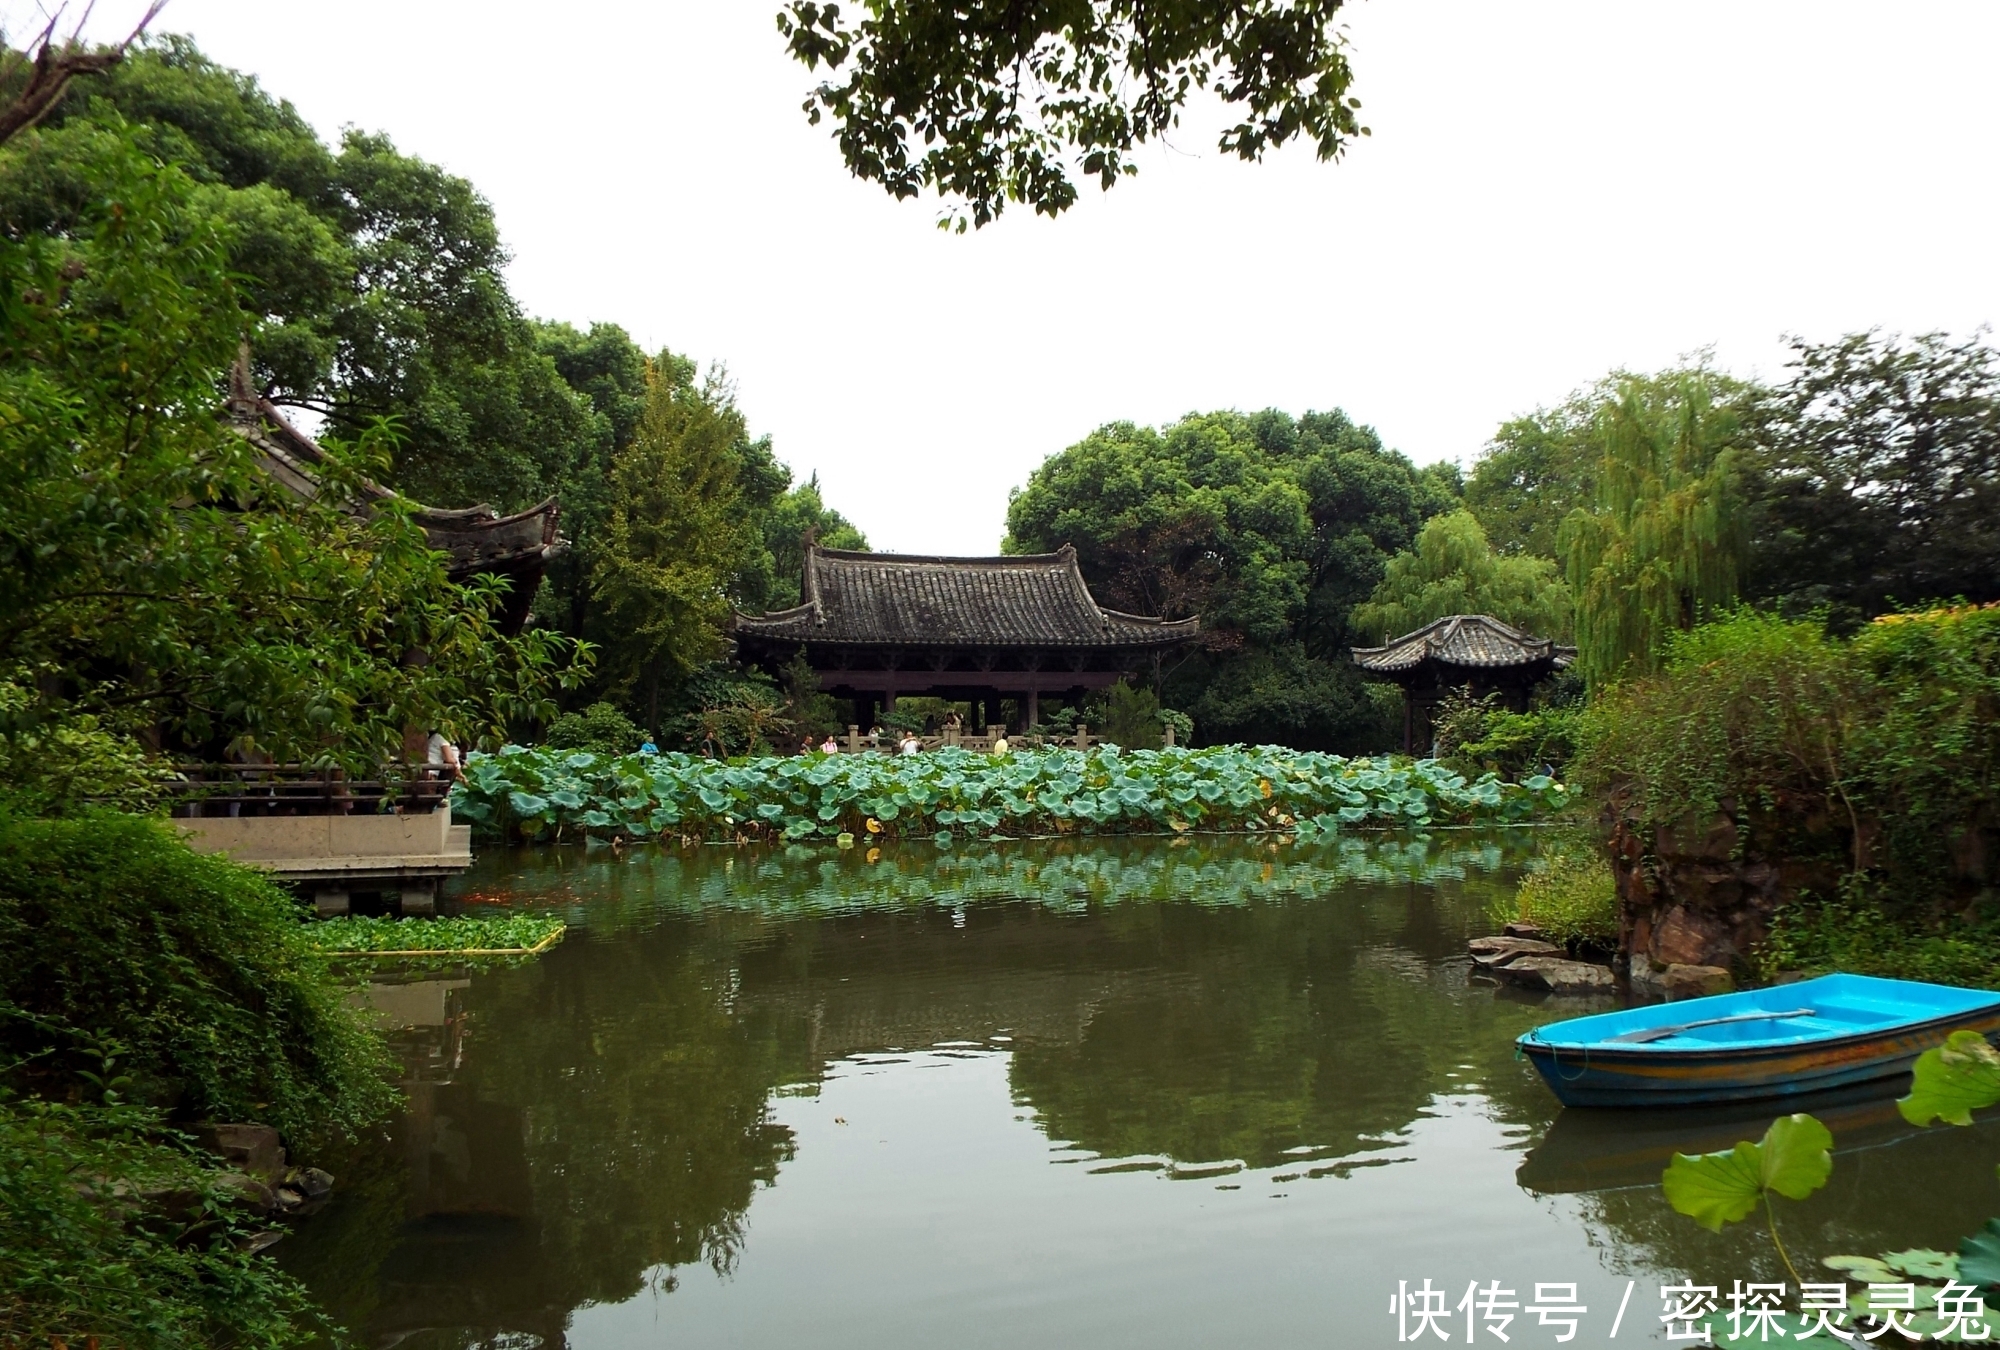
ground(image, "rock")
xmin=197 ymin=1123 xmax=286 ymax=1184
xmin=1651 ymin=908 xmax=1729 ymax=968
xmin=275 ymin=1186 xmax=305 ymax=1209
xmin=1492 ymin=956 xmax=1617 ymax=994
xmin=1468 ymin=935 xmax=1564 ymax=968
xmin=1502 ymin=921 xmax=1548 ymax=941
xmin=292 ymin=1167 xmax=335 ymax=1200
xmin=235 ymin=1229 xmax=286 ymax=1255
xmin=1660 ymin=963 xmax=1735 ymax=998
xmin=213 ymin=1170 xmax=278 ymax=1214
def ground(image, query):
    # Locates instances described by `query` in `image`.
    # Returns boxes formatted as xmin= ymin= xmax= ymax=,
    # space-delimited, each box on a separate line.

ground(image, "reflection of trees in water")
xmin=285 ymin=830 xmax=1556 ymax=1345
xmin=451 ymin=829 xmax=1540 ymax=930
xmin=467 ymin=928 xmax=814 ymax=1303
xmin=1007 ymin=896 xmax=1559 ymax=1170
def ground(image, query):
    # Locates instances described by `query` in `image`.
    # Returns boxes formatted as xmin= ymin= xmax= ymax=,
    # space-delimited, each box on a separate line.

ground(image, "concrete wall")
xmin=177 ymin=804 xmax=471 ymax=877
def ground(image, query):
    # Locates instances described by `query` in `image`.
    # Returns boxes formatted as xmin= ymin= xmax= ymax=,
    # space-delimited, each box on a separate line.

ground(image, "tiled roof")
xmin=1350 ymin=614 xmax=1574 ymax=674
xmin=734 ymin=545 xmax=1200 ymax=649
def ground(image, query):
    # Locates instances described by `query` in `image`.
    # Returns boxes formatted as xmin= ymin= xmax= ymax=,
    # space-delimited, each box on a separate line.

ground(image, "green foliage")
xmin=1581 ymin=605 xmax=2000 ymax=963
xmin=1746 ymin=331 xmax=2000 ymax=625
xmin=1097 ymin=681 xmax=1162 ymax=750
xmin=1491 ymin=848 xmax=1617 ymax=946
xmin=1662 ymin=1112 xmax=1833 ymax=1233
xmin=1005 ymin=407 xmax=1456 ymax=749
xmin=0 ymin=124 xmax=581 ymax=769
xmin=0 ymin=1096 xmax=327 ymax=1350
xmin=594 ymin=365 xmax=761 ymax=729
xmin=777 ymin=0 xmax=1365 ymax=229
xmin=1464 ymin=391 xmax=1604 ymax=559
xmin=1961 ymin=1222 xmax=2000 ymax=1291
xmin=1898 ymin=1031 xmax=2000 ymax=1129
xmin=1578 ymin=610 xmax=1856 ymax=834
xmin=1447 ymin=704 xmax=1581 ymax=782
xmin=1561 ymin=371 xmax=1747 ymax=686
xmin=544 ymin=702 xmax=645 ymax=757
xmin=306 ymin=913 xmax=565 ymax=956
xmin=1351 ymin=510 xmax=1571 ymax=642
xmin=0 ymin=682 xmax=176 ymax=814
xmin=0 ymin=811 xmax=397 ymax=1148
xmin=451 ymin=743 xmax=1569 ymax=845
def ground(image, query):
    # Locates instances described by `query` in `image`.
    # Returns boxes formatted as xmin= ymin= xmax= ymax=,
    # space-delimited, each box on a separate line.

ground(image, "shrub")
xmin=0 ymin=811 xmax=397 ymax=1148
xmin=0 ymin=1096 xmax=326 ymax=1350
xmin=1492 ymin=848 xmax=1619 ymax=946
xmin=543 ymin=701 xmax=644 ymax=756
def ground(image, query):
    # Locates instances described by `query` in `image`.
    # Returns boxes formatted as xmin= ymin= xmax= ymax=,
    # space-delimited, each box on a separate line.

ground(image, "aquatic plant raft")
xmin=306 ymin=914 xmax=566 ymax=957
xmin=450 ymin=745 xmax=1568 ymax=844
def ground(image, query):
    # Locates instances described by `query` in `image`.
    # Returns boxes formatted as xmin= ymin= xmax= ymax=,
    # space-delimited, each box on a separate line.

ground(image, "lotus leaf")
xmin=1662 ymin=1113 xmax=1834 ymax=1232
xmin=1900 ymin=1031 xmax=2000 ymax=1128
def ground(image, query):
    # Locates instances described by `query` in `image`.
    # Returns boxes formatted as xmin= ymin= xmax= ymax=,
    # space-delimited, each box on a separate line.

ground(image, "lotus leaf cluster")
xmin=450 ymin=745 xmax=1569 ymax=845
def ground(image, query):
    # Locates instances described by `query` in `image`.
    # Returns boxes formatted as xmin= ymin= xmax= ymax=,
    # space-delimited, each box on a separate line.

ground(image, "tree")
xmin=1006 ymin=407 xmax=1455 ymax=748
xmin=593 ymin=366 xmax=761 ymax=732
xmin=12 ymin=36 xmax=601 ymax=518
xmin=1560 ymin=373 xmax=1745 ymax=687
xmin=1464 ymin=395 xmax=1605 ymax=559
xmin=1351 ymin=510 xmax=1571 ymax=642
xmin=0 ymin=129 xmax=583 ymax=772
xmin=1745 ymin=330 xmax=2000 ymax=624
xmin=777 ymin=0 xmax=1367 ymax=228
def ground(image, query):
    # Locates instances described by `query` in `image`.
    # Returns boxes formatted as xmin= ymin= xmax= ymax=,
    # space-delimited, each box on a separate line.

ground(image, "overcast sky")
xmin=19 ymin=2 xmax=2000 ymax=553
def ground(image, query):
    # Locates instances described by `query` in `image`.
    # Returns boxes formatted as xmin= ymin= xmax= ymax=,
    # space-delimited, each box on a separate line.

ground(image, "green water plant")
xmin=308 ymin=913 xmax=566 ymax=958
xmin=1659 ymin=1033 xmax=2000 ymax=1340
xmin=1489 ymin=846 xmax=1618 ymax=946
xmin=450 ymin=744 xmax=1569 ymax=845
xmin=1662 ymin=1113 xmax=1832 ymax=1282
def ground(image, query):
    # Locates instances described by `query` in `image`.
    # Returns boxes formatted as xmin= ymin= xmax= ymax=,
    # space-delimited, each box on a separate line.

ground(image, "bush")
xmin=0 ymin=811 xmax=397 ymax=1149
xmin=0 ymin=1096 xmax=326 ymax=1350
xmin=1491 ymin=848 xmax=1619 ymax=946
xmin=1452 ymin=707 xmax=1581 ymax=782
xmin=1577 ymin=604 xmax=2000 ymax=968
xmin=543 ymin=701 xmax=644 ymax=756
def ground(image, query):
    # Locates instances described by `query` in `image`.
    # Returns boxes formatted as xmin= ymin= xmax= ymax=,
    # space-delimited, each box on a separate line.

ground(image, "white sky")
xmin=18 ymin=2 xmax=2000 ymax=553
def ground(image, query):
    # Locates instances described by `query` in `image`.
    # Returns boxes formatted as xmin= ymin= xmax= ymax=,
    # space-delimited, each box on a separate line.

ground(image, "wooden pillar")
xmin=1027 ymin=688 xmax=1040 ymax=729
xmin=1402 ymin=692 xmax=1414 ymax=755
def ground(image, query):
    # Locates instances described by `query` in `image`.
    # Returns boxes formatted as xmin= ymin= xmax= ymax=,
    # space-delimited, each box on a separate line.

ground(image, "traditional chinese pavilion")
xmin=1350 ymin=614 xmax=1574 ymax=754
xmin=227 ymin=358 xmax=564 ymax=635
xmin=733 ymin=544 xmax=1199 ymax=728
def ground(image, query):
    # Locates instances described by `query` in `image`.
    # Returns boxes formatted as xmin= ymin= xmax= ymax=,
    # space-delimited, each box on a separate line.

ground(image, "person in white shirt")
xmin=425 ymin=730 xmax=463 ymax=782
xmin=899 ymin=732 xmax=921 ymax=756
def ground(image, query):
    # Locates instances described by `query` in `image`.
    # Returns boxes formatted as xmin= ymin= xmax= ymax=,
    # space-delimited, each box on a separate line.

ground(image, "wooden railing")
xmin=164 ymin=764 xmax=452 ymax=817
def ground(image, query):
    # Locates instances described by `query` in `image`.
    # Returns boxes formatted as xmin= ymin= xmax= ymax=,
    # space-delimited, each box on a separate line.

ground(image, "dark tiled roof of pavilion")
xmin=734 ymin=545 xmax=1200 ymax=649
xmin=1349 ymin=614 xmax=1574 ymax=674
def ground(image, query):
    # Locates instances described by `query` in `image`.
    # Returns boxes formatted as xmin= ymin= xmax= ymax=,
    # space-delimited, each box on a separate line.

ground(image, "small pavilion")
xmin=1350 ymin=614 xmax=1574 ymax=754
xmin=733 ymin=544 xmax=1199 ymax=729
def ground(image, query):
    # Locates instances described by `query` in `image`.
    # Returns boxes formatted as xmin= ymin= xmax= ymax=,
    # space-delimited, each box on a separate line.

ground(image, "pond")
xmin=280 ymin=832 xmax=2000 ymax=1349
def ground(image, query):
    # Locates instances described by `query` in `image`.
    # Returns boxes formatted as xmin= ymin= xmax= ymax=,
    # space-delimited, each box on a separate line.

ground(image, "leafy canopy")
xmin=1560 ymin=371 xmax=1746 ymax=687
xmin=0 ymin=129 xmax=580 ymax=769
xmin=777 ymin=0 xmax=1368 ymax=229
xmin=1746 ymin=330 xmax=2000 ymax=625
xmin=1005 ymin=407 xmax=1457 ymax=749
xmin=1351 ymin=509 xmax=1571 ymax=643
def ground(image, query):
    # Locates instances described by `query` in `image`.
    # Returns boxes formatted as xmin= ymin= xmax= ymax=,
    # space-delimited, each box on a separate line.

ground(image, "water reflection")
xmin=278 ymin=831 xmax=2000 ymax=1350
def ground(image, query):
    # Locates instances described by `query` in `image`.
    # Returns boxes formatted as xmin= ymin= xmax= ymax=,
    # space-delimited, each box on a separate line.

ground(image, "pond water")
xmin=280 ymin=833 xmax=2000 ymax=1349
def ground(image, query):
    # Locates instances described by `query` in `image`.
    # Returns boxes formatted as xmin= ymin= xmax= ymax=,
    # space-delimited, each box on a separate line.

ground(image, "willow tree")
xmin=1559 ymin=374 xmax=1745 ymax=687
xmin=1351 ymin=510 xmax=1571 ymax=643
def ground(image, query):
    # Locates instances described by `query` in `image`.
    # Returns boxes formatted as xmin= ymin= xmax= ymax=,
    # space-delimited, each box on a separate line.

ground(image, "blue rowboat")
xmin=1517 ymin=973 xmax=2000 ymax=1108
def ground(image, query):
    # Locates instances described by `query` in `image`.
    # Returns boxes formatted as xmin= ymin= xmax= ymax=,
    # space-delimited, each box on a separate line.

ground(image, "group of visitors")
xmin=794 ymin=719 xmax=1013 ymax=756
